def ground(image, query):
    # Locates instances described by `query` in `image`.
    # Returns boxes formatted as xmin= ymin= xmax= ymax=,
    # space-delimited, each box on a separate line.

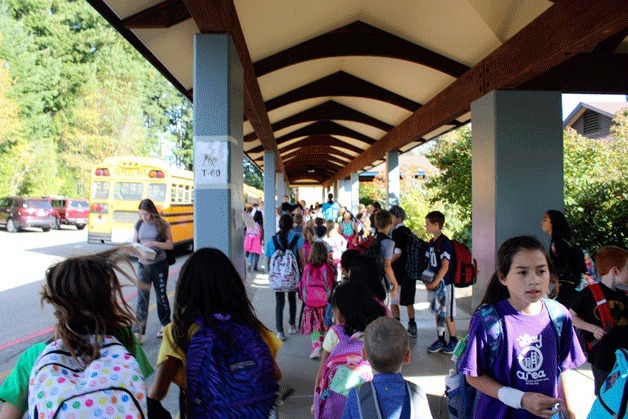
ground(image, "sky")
xmin=561 ymin=93 xmax=627 ymax=120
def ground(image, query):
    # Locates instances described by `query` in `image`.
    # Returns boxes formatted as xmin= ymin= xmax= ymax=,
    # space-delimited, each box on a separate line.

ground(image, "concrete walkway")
xmin=244 ymin=269 xmax=596 ymax=418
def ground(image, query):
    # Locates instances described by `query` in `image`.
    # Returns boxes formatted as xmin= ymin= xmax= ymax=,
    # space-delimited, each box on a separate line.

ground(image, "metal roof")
xmin=87 ymin=0 xmax=628 ymax=186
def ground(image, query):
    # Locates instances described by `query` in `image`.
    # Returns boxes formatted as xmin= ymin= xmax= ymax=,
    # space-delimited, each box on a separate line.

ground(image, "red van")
xmin=45 ymin=196 xmax=89 ymax=230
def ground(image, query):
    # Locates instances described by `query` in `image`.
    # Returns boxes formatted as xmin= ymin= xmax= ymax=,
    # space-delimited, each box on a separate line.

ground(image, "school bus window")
xmin=177 ymin=186 xmax=184 ymax=203
xmin=91 ymin=182 xmax=110 ymax=200
xmin=184 ymin=187 xmax=191 ymax=203
xmin=114 ymin=182 xmax=143 ymax=201
xmin=148 ymin=183 xmax=166 ymax=203
xmin=170 ymin=186 xmax=177 ymax=204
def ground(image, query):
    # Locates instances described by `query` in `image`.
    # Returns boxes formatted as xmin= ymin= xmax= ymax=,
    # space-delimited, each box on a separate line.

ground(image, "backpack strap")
xmin=476 ymin=304 xmax=503 ymax=370
xmin=588 ymin=283 xmax=614 ymax=332
xmin=272 ymin=235 xmax=282 ymax=251
xmin=135 ymin=220 xmax=142 ymax=243
xmin=356 ymin=382 xmax=383 ymax=419
xmin=288 ymin=235 xmax=299 ymax=252
xmin=406 ymin=381 xmax=425 ymax=419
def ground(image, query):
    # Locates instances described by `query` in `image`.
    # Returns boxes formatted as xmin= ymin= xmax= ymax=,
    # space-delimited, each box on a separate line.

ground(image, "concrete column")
xmin=263 ymin=151 xmax=276 ymax=249
xmin=192 ymin=34 xmax=244 ymax=277
xmin=350 ymin=172 xmax=360 ymax=215
xmin=387 ymin=150 xmax=400 ymax=207
xmin=338 ymin=178 xmax=351 ymax=209
xmin=275 ymin=172 xmax=285 ymax=205
xmin=471 ymin=90 xmax=563 ymax=307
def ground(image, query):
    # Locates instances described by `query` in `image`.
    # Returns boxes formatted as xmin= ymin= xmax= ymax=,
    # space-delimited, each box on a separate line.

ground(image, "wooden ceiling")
xmin=88 ymin=0 xmax=628 ymax=186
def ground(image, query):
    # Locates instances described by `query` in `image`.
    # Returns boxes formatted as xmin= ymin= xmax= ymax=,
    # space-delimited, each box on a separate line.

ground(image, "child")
xmin=148 ymin=247 xmax=282 ymax=417
xmin=340 ymin=210 xmax=356 ymax=248
xmin=342 ymin=317 xmax=432 ymax=419
xmin=133 ymin=198 xmax=174 ymax=342
xmin=541 ymin=210 xmax=582 ymax=308
xmin=366 ymin=210 xmax=399 ymax=300
xmin=302 ymin=224 xmax=315 ymax=262
xmin=389 ymin=205 xmax=419 ymax=338
xmin=570 ymin=245 xmax=627 ymax=395
xmin=0 ymin=250 xmax=153 ymax=419
xmin=244 ymin=210 xmax=264 ymax=271
xmin=312 ymin=281 xmax=387 ymax=418
xmin=325 ymin=220 xmax=347 ymax=277
xmin=457 ymin=236 xmax=586 ymax=418
xmin=424 ymin=210 xmax=457 ymax=354
xmin=266 ymin=214 xmax=305 ymax=340
xmin=349 ymin=255 xmax=391 ymax=317
xmin=300 ymin=241 xmax=336 ymax=359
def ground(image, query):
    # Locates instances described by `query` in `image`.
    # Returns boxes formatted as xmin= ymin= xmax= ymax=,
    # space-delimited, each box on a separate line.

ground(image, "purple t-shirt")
xmin=457 ymin=300 xmax=586 ymax=419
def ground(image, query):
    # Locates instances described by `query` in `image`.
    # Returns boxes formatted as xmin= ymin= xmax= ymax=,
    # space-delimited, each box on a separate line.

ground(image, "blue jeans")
xmin=248 ymin=252 xmax=260 ymax=270
xmin=134 ymin=258 xmax=171 ymax=334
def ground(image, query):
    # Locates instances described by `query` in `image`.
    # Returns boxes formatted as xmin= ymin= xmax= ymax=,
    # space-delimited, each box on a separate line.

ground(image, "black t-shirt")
xmin=571 ymin=282 xmax=628 ymax=370
xmin=279 ymin=202 xmax=301 ymax=214
xmin=391 ymin=224 xmax=411 ymax=282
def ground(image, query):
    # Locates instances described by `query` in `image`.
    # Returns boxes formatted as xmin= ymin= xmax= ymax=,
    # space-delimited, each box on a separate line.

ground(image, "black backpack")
xmin=402 ymin=227 xmax=428 ymax=283
xmin=364 ymin=232 xmax=392 ymax=289
xmin=135 ymin=220 xmax=176 ymax=266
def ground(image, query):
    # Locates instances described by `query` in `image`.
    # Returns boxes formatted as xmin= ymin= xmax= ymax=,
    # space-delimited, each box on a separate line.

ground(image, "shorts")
xmin=390 ymin=275 xmax=417 ymax=307
xmin=428 ymin=282 xmax=456 ymax=319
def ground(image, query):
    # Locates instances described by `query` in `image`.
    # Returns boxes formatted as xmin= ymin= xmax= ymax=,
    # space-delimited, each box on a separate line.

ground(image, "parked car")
xmin=44 ymin=196 xmax=89 ymax=230
xmin=0 ymin=197 xmax=56 ymax=232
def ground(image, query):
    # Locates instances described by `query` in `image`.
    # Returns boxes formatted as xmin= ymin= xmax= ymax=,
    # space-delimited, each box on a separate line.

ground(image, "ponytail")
xmin=475 ymin=272 xmax=510 ymax=312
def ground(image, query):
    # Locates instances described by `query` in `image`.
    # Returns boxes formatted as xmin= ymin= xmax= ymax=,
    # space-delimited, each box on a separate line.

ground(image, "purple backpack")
xmin=314 ymin=325 xmax=373 ymax=419
xmin=185 ymin=314 xmax=279 ymax=418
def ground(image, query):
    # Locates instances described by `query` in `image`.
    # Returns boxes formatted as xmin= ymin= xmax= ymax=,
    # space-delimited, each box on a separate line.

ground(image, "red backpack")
xmin=438 ymin=237 xmax=477 ymax=288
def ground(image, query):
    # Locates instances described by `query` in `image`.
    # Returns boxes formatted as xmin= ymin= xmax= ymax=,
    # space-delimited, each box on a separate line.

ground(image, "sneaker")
xmin=427 ymin=339 xmax=446 ymax=353
xmin=442 ymin=340 xmax=458 ymax=355
xmin=156 ymin=326 xmax=165 ymax=338
xmin=407 ymin=322 xmax=417 ymax=338
xmin=134 ymin=332 xmax=145 ymax=345
xmin=288 ymin=324 xmax=298 ymax=335
xmin=309 ymin=347 xmax=322 ymax=359
xmin=277 ymin=332 xmax=287 ymax=341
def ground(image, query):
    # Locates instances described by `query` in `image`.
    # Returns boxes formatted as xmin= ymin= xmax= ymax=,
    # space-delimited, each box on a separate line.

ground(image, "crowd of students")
xmin=0 ymin=196 xmax=625 ymax=418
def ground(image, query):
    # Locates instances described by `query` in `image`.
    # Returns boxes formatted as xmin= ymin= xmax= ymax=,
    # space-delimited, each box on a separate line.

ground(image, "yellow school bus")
xmin=87 ymin=156 xmax=194 ymax=245
xmin=87 ymin=156 xmax=264 ymax=245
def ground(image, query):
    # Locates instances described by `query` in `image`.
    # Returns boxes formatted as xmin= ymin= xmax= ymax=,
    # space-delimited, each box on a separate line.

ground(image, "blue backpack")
xmin=446 ymin=298 xmax=566 ymax=419
xmin=186 ymin=314 xmax=279 ymax=418
xmin=588 ymin=348 xmax=628 ymax=419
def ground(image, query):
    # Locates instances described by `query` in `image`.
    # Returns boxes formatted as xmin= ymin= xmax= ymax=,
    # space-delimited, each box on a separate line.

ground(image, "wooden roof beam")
xmin=254 ymin=21 xmax=469 ymax=78
xmin=324 ymin=0 xmax=628 ymax=187
xmin=278 ymin=135 xmax=365 ymax=155
xmin=182 ymin=0 xmax=286 ymax=177
xmin=122 ymin=0 xmax=190 ymax=29
xmin=263 ymin=71 xmax=420 ymax=113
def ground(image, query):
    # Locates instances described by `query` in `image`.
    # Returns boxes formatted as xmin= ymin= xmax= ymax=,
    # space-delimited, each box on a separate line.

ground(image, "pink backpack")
xmin=314 ymin=325 xmax=373 ymax=419
xmin=299 ymin=264 xmax=332 ymax=308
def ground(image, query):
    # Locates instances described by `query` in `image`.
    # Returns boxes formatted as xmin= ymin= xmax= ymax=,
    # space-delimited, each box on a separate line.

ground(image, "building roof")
xmin=564 ymin=101 xmax=628 ymax=127
xmin=88 ymin=0 xmax=628 ymax=186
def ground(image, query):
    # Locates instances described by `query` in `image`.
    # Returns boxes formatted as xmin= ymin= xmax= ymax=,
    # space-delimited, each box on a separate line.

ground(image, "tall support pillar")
xmin=387 ymin=150 xmax=400 ymax=208
xmin=263 ymin=151 xmax=277 ymax=247
xmin=350 ymin=172 xmax=360 ymax=215
xmin=275 ymin=172 xmax=285 ymax=203
xmin=193 ymin=34 xmax=244 ymax=277
xmin=471 ymin=90 xmax=563 ymax=307
xmin=338 ymin=178 xmax=351 ymax=209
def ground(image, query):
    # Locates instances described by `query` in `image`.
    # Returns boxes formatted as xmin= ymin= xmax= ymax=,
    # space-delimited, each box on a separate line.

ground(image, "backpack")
xmin=135 ymin=220 xmax=176 ymax=266
xmin=446 ymin=299 xmax=566 ymax=419
xmin=299 ymin=264 xmax=332 ymax=308
xmin=268 ymin=235 xmax=300 ymax=292
xmin=576 ymin=246 xmax=599 ymax=291
xmin=575 ymin=282 xmax=614 ymax=357
xmin=404 ymin=228 xmax=429 ymax=283
xmin=28 ymin=335 xmax=148 ymax=419
xmin=354 ymin=380 xmax=431 ymax=419
xmin=437 ymin=237 xmax=477 ymax=288
xmin=588 ymin=348 xmax=628 ymax=419
xmin=364 ymin=233 xmax=390 ymax=288
xmin=314 ymin=325 xmax=373 ymax=419
xmin=186 ymin=315 xmax=279 ymax=418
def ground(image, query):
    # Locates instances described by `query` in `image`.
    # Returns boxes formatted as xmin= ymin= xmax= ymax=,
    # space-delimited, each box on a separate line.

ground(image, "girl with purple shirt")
xmin=457 ymin=236 xmax=586 ymax=419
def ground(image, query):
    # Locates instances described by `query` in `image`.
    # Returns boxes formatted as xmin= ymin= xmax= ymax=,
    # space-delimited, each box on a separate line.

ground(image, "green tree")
xmin=424 ymin=126 xmax=472 ymax=246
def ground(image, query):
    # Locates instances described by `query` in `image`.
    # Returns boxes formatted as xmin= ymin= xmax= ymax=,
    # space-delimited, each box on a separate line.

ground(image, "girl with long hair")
xmin=458 ymin=236 xmax=585 ymax=418
xmin=133 ymin=198 xmax=174 ymax=343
